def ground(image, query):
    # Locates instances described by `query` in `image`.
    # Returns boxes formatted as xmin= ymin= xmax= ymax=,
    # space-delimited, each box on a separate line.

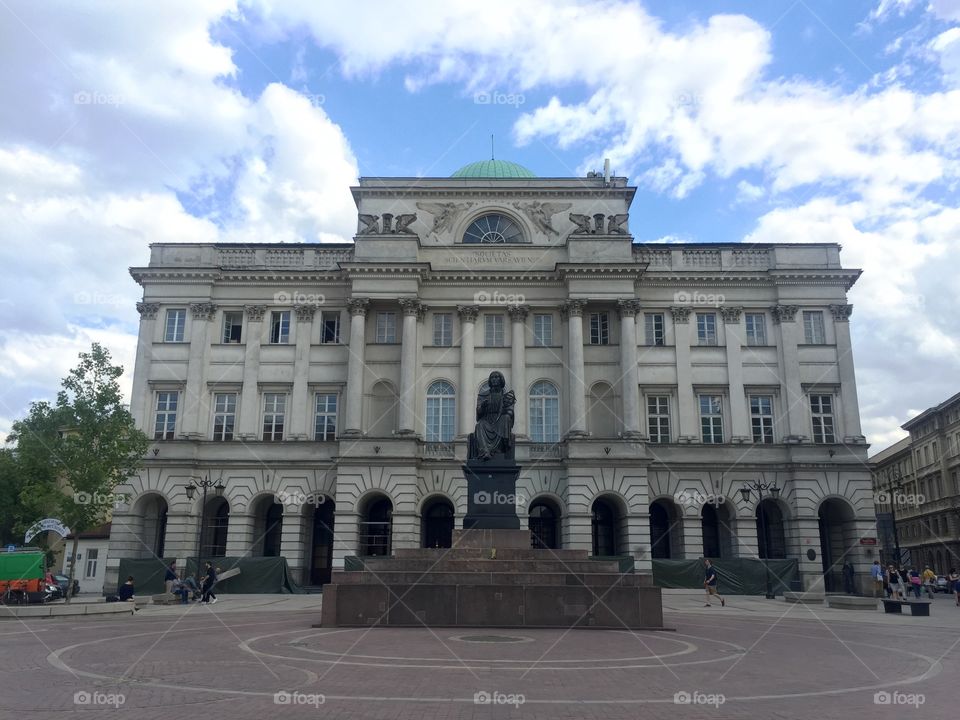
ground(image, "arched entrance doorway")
xmin=135 ymin=494 xmax=168 ymax=559
xmin=252 ymin=496 xmax=284 ymax=557
xmin=201 ymin=497 xmax=229 ymax=557
xmin=360 ymin=495 xmax=393 ymax=556
xmin=421 ymin=497 xmax=455 ymax=548
xmin=701 ymin=502 xmax=733 ymax=559
xmin=818 ymin=498 xmax=856 ymax=592
xmin=756 ymin=499 xmax=787 ymax=559
xmin=649 ymin=499 xmax=682 ymax=559
xmin=309 ymin=498 xmax=335 ymax=585
xmin=591 ymin=496 xmax=621 ymax=557
xmin=529 ymin=498 xmax=561 ymax=549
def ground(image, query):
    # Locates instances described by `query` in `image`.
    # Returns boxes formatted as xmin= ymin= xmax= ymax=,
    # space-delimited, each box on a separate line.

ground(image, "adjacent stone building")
xmin=105 ymin=159 xmax=874 ymax=593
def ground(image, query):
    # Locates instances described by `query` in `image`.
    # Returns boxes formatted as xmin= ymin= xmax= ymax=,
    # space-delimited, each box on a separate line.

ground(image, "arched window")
xmin=529 ymin=381 xmax=560 ymax=443
xmin=361 ymin=496 xmax=393 ymax=556
xmin=421 ymin=497 xmax=455 ymax=548
xmin=426 ymin=381 xmax=456 ymax=442
xmin=529 ymin=500 xmax=561 ymax=549
xmin=462 ymin=213 xmax=524 ymax=244
xmin=591 ymin=497 xmax=619 ymax=556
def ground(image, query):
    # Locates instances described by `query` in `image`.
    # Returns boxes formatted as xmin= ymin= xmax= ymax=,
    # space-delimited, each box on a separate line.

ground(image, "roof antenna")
xmin=491 ymin=133 xmax=495 ymax=160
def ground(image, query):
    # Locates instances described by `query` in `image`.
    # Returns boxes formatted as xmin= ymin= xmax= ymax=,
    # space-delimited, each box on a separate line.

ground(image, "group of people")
xmin=164 ymin=561 xmax=219 ymax=604
xmin=870 ymin=560 xmax=960 ymax=603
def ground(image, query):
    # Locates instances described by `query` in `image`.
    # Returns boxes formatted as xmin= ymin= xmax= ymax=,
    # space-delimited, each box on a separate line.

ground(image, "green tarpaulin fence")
xmin=652 ymin=558 xmax=799 ymax=595
xmin=116 ymin=556 xmax=305 ymax=595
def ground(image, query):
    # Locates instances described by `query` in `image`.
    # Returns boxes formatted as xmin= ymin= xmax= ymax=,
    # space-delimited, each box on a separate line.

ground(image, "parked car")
xmin=935 ymin=576 xmax=952 ymax=593
xmin=52 ymin=574 xmax=80 ymax=597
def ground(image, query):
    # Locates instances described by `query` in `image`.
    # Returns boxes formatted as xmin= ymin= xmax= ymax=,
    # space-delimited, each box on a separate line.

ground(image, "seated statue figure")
xmin=469 ymin=371 xmax=515 ymax=461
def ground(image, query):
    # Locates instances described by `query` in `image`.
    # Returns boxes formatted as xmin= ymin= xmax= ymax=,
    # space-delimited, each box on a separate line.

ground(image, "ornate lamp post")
xmin=185 ymin=475 xmax=226 ymax=584
xmin=740 ymin=479 xmax=781 ymax=599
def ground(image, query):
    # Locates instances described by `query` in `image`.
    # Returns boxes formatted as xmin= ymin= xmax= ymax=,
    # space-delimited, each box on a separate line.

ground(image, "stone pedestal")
xmin=462 ymin=460 xmax=521 ymax=530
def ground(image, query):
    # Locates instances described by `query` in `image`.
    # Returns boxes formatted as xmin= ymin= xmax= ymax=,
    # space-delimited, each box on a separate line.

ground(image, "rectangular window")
xmin=270 ymin=311 xmax=290 ymax=344
xmin=376 ymin=312 xmax=397 ymax=343
xmin=164 ymin=308 xmax=186 ymax=342
xmin=212 ymin=392 xmax=237 ymax=441
xmin=644 ymin=313 xmax=665 ymax=346
xmin=84 ymin=548 xmax=99 ymax=579
xmin=321 ymin=312 xmax=340 ymax=344
xmin=647 ymin=396 xmax=671 ymax=443
xmin=484 ymin=314 xmax=505 ymax=347
xmin=533 ymin=314 xmax=553 ymax=347
xmin=589 ymin=312 xmax=609 ymax=345
xmin=803 ymin=310 xmax=826 ymax=344
xmin=810 ymin=394 xmax=836 ymax=443
xmin=433 ymin=313 xmax=453 ymax=346
xmin=314 ymin=393 xmax=338 ymax=441
xmin=750 ymin=395 xmax=774 ymax=444
xmin=699 ymin=394 xmax=724 ymax=444
xmin=154 ymin=391 xmax=178 ymax=440
xmin=262 ymin=393 xmax=286 ymax=441
xmin=696 ymin=313 xmax=717 ymax=346
xmin=745 ymin=312 xmax=766 ymax=346
xmin=221 ymin=311 xmax=243 ymax=344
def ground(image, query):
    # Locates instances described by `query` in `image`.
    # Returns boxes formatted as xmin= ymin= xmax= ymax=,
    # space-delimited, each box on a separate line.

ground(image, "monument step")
xmin=354 ymin=558 xmax=624 ymax=574
xmin=393 ymin=547 xmax=592 ymax=561
xmin=331 ymin=571 xmax=652 ymax=587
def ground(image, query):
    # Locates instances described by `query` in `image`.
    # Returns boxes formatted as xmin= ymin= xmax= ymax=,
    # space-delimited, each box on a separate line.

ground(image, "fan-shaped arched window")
xmin=529 ymin=381 xmax=560 ymax=443
xmin=462 ymin=213 xmax=524 ymax=244
xmin=426 ymin=381 xmax=456 ymax=442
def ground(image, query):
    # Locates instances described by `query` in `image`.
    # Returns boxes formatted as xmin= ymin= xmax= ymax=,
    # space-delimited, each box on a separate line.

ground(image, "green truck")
xmin=0 ymin=550 xmax=49 ymax=604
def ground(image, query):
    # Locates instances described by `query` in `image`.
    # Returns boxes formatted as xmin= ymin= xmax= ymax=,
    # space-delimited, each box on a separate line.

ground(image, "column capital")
xmin=189 ymin=302 xmax=218 ymax=321
xmin=347 ymin=297 xmax=370 ymax=317
xmin=294 ymin=304 xmax=316 ymax=323
xmin=244 ymin=304 xmax=267 ymax=322
xmin=136 ymin=302 xmax=160 ymax=319
xmin=771 ymin=304 xmax=799 ymax=324
xmin=617 ymin=299 xmax=642 ymax=318
xmin=720 ymin=306 xmax=743 ymax=323
xmin=561 ymin=299 xmax=586 ymax=318
xmin=399 ymin=297 xmax=426 ymax=320
xmin=829 ymin=303 xmax=854 ymax=322
xmin=669 ymin=306 xmax=692 ymax=324
xmin=457 ymin=304 xmax=480 ymax=322
xmin=507 ymin=304 xmax=529 ymax=322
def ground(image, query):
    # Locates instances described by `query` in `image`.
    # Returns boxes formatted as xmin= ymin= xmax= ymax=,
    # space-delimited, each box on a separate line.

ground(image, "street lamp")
xmin=740 ymin=478 xmax=781 ymax=599
xmin=886 ymin=467 xmax=904 ymax=566
xmin=185 ymin=475 xmax=226 ymax=584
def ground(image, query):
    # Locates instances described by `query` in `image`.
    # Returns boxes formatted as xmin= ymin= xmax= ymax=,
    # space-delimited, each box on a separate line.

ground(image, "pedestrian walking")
xmin=921 ymin=566 xmax=936 ymax=599
xmin=163 ymin=560 xmax=177 ymax=594
xmin=842 ymin=561 xmax=855 ymax=594
xmin=885 ymin=565 xmax=902 ymax=599
xmin=870 ymin=561 xmax=885 ymax=598
xmin=703 ymin=559 xmax=725 ymax=607
xmin=908 ymin=568 xmax=922 ymax=598
xmin=201 ymin=562 xmax=218 ymax=605
xmin=949 ymin=568 xmax=960 ymax=607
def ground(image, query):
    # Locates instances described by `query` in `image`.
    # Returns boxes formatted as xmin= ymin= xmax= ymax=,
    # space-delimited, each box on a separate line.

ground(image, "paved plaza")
xmin=0 ymin=590 xmax=955 ymax=719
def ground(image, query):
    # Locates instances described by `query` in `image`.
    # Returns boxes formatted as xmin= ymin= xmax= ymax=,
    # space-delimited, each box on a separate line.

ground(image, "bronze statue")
xmin=469 ymin=371 xmax=515 ymax=461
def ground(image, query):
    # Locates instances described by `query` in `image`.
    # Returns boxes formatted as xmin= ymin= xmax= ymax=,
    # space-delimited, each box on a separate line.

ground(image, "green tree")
xmin=9 ymin=343 xmax=149 ymax=601
xmin=0 ymin=448 xmax=27 ymax=545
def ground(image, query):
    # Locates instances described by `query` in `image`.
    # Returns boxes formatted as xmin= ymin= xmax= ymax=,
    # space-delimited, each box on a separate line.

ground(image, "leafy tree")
xmin=9 ymin=343 xmax=149 ymax=601
xmin=0 ymin=448 xmax=27 ymax=545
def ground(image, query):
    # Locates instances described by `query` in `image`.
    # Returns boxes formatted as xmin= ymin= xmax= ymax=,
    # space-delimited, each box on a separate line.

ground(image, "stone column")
xmin=671 ymin=306 xmax=697 ymax=440
xmin=288 ymin=304 xmax=316 ymax=440
xmin=131 ymin=302 xmax=159 ymax=429
xmin=830 ymin=304 xmax=865 ymax=442
xmin=617 ymin=299 xmax=642 ymax=438
xmin=331 ymin=510 xmax=360 ymax=570
xmin=457 ymin=305 xmax=479 ymax=437
xmin=772 ymin=305 xmax=805 ymax=440
xmin=398 ymin=298 xmax=424 ymax=435
xmin=562 ymin=300 xmax=588 ymax=437
xmin=224 ymin=510 xmax=255 ymax=558
xmin=238 ymin=305 xmax=265 ymax=440
xmin=683 ymin=513 xmax=705 ymax=559
xmin=721 ymin=306 xmax=749 ymax=440
xmin=279 ymin=506 xmax=308 ymax=584
xmin=181 ymin=302 xmax=217 ymax=439
xmin=343 ymin=298 xmax=369 ymax=436
xmin=508 ymin=304 xmax=529 ymax=438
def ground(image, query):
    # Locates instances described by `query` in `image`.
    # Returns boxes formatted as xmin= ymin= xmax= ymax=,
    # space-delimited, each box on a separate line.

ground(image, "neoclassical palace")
xmin=106 ymin=159 xmax=875 ymax=592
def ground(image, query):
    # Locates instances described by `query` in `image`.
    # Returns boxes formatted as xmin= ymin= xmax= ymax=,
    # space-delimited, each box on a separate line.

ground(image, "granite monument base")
xmin=462 ymin=459 xmax=521 ymax=530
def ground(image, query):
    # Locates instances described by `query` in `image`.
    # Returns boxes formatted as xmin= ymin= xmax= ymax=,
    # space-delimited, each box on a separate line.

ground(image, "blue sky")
xmin=0 ymin=0 xmax=958 ymax=450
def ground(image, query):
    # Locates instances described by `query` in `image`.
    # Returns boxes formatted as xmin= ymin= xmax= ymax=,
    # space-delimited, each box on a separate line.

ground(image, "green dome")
xmin=451 ymin=159 xmax=536 ymax=178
